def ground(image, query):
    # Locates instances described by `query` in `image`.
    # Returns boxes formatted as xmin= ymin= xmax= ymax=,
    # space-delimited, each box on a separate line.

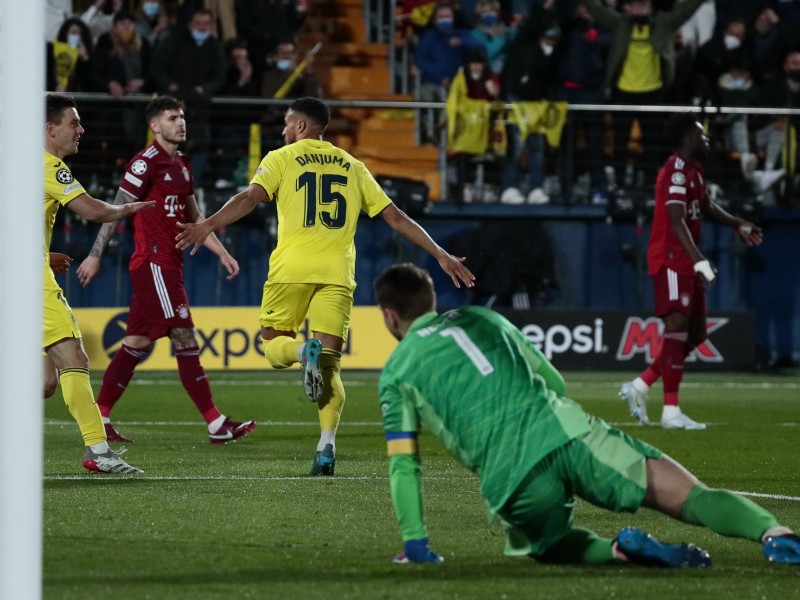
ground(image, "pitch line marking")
xmin=44 ymin=419 xmax=384 ymax=427
xmin=40 ymin=474 xmax=800 ymax=501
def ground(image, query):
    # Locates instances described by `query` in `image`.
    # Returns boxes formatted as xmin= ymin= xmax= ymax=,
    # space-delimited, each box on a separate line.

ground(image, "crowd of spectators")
xmin=45 ymin=0 xmax=313 ymax=190
xmin=44 ymin=1 xmax=800 ymax=208
xmin=409 ymin=0 xmax=800 ymax=206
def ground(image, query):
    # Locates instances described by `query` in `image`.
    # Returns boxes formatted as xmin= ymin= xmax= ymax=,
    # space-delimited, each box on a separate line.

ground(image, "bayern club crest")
xmin=177 ymin=304 xmax=190 ymax=319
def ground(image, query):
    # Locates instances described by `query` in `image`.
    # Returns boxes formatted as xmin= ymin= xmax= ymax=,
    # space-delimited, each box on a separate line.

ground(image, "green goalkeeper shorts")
xmin=497 ymin=415 xmax=662 ymax=557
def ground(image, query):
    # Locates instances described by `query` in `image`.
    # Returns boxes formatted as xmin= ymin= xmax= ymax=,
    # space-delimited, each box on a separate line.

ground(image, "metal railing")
xmin=66 ymin=93 xmax=800 ymax=206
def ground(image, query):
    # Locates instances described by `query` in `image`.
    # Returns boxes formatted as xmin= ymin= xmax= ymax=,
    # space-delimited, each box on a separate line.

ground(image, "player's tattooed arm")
xmin=77 ymin=189 xmax=140 ymax=287
xmin=87 ymin=189 xmax=137 ymax=258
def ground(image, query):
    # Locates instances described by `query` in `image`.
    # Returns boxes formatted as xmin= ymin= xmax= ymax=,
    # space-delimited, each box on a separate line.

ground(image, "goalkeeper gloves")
xmin=693 ymin=259 xmax=716 ymax=284
xmin=393 ymin=538 xmax=444 ymax=564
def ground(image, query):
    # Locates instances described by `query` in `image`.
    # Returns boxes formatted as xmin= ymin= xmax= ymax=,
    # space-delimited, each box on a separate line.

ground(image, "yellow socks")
xmin=59 ymin=367 xmax=106 ymax=446
xmin=263 ymin=336 xmax=303 ymax=369
xmin=318 ymin=350 xmax=345 ymax=433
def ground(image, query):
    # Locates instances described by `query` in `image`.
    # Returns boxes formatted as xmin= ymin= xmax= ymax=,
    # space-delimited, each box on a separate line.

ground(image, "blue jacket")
xmin=415 ymin=27 xmax=481 ymax=86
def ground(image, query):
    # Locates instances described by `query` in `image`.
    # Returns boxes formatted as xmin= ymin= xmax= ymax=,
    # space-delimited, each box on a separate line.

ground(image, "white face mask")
xmin=724 ymin=34 xmax=741 ymax=50
xmin=540 ymin=42 xmax=554 ymax=57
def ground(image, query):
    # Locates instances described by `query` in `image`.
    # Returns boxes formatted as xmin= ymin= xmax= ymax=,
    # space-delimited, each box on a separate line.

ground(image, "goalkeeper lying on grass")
xmin=373 ymin=263 xmax=800 ymax=567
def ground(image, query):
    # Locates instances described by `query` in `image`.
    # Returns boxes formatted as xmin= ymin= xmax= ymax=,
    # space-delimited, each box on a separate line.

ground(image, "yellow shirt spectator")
xmin=617 ymin=24 xmax=663 ymax=93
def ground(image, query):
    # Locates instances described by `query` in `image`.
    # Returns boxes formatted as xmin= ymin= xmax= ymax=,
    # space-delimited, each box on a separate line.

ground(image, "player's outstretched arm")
xmin=383 ymin=427 xmax=443 ymax=564
xmin=379 ymin=203 xmax=475 ymax=289
xmin=176 ymin=184 xmax=266 ymax=255
xmin=68 ymin=192 xmax=154 ymax=224
xmin=76 ymin=189 xmax=138 ymax=286
xmin=183 ymin=194 xmax=241 ymax=279
xmin=703 ymin=201 xmax=764 ymax=247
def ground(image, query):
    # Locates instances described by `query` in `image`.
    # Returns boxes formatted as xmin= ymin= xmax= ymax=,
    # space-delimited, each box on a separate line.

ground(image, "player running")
xmin=76 ymin=96 xmax=255 ymax=445
xmin=44 ymin=93 xmax=151 ymax=473
xmin=175 ymin=97 xmax=474 ymax=476
xmin=374 ymin=263 xmax=799 ymax=566
xmin=619 ymin=112 xmax=763 ymax=429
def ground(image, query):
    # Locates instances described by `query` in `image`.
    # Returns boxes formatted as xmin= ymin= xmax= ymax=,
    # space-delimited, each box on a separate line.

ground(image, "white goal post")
xmin=0 ymin=1 xmax=45 ymax=599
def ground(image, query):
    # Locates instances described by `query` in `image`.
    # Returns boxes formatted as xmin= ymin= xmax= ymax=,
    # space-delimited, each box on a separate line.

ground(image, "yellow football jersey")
xmin=43 ymin=151 xmax=85 ymax=292
xmin=617 ymin=24 xmax=662 ymax=93
xmin=251 ymin=138 xmax=392 ymax=288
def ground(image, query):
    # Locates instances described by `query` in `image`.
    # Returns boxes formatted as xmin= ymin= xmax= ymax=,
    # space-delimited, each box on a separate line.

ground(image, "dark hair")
xmin=46 ymin=93 xmax=77 ymax=124
xmin=145 ymin=96 xmax=185 ymax=123
xmin=191 ymin=8 xmax=213 ymax=20
xmin=664 ymin=112 xmax=701 ymax=150
xmin=289 ymin=97 xmax=330 ymax=130
xmin=374 ymin=263 xmax=436 ymax=321
xmin=56 ymin=17 xmax=94 ymax=51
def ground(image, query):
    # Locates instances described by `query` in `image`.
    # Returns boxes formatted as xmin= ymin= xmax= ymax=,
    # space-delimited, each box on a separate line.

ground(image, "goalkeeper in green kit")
xmin=374 ymin=263 xmax=800 ymax=567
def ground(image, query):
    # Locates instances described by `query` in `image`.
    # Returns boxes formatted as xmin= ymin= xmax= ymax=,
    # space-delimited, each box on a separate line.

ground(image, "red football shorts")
xmin=652 ymin=267 xmax=706 ymax=317
xmin=127 ymin=262 xmax=193 ymax=340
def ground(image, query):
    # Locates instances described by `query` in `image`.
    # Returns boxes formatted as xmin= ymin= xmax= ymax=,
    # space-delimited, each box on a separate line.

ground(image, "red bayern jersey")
xmin=647 ymin=153 xmax=706 ymax=276
xmin=119 ymin=140 xmax=194 ymax=272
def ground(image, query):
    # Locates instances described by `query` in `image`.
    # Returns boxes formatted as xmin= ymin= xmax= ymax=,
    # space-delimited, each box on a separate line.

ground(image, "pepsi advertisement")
xmin=495 ymin=309 xmax=755 ymax=371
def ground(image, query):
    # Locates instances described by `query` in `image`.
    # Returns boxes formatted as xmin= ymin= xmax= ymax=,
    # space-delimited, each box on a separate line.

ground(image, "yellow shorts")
xmin=43 ymin=288 xmax=82 ymax=349
xmin=259 ymin=282 xmax=353 ymax=341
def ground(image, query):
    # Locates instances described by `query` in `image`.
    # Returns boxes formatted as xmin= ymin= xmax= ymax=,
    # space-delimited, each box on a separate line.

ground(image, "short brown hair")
xmin=145 ymin=96 xmax=185 ymax=123
xmin=46 ymin=94 xmax=77 ymax=125
xmin=374 ymin=263 xmax=436 ymax=321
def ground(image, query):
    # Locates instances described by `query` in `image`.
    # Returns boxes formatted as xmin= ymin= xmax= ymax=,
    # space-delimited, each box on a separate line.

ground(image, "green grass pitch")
xmin=44 ymin=370 xmax=800 ymax=599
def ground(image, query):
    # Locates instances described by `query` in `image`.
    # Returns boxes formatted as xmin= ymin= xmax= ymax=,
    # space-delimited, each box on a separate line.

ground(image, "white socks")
xmin=317 ymin=429 xmax=335 ymax=452
xmin=661 ymin=405 xmax=681 ymax=421
xmin=762 ymin=526 xmax=795 ymax=542
xmin=632 ymin=378 xmax=649 ymax=394
xmin=208 ymin=414 xmax=227 ymax=434
xmin=89 ymin=441 xmax=110 ymax=454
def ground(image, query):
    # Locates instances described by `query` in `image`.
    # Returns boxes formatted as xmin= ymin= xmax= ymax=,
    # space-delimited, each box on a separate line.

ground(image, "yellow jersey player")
xmin=176 ymin=96 xmax=475 ymax=476
xmin=44 ymin=93 xmax=153 ymax=473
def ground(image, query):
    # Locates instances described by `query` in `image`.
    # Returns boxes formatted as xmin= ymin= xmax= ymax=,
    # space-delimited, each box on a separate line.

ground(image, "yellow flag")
xmin=273 ymin=42 xmax=322 ymax=99
xmin=445 ymin=69 xmax=490 ymax=155
xmin=781 ymin=124 xmax=797 ymax=175
xmin=52 ymin=40 xmax=78 ymax=89
xmin=248 ymin=123 xmax=262 ymax=179
xmin=510 ymin=101 xmax=569 ymax=148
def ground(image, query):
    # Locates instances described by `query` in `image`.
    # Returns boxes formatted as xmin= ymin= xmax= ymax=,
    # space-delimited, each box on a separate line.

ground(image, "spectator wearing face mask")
xmin=707 ymin=57 xmax=760 ymax=184
xmin=136 ymin=0 xmax=174 ymax=49
xmin=151 ymin=8 xmax=227 ymax=188
xmin=450 ymin=49 xmax=502 ymax=202
xmin=692 ymin=18 xmax=751 ymax=105
xmin=50 ymin=17 xmax=95 ymax=92
xmin=414 ymin=2 xmax=482 ymax=103
xmin=470 ymin=0 xmax=515 ymax=76
xmin=236 ymin=0 xmax=307 ymax=81
xmin=756 ymin=50 xmax=800 ymax=205
xmin=500 ymin=19 xmax=561 ymax=205
xmin=260 ymin=39 xmax=322 ymax=152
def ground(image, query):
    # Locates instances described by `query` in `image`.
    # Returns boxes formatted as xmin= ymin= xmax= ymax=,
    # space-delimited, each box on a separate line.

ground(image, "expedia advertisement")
xmin=495 ymin=309 xmax=755 ymax=371
xmin=74 ymin=307 xmax=754 ymax=371
xmin=73 ymin=307 xmax=399 ymax=371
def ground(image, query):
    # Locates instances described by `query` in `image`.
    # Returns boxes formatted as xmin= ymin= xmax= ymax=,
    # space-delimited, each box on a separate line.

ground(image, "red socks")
xmin=176 ymin=346 xmax=221 ymax=424
xmin=660 ymin=331 xmax=688 ymax=406
xmin=97 ymin=344 xmax=149 ymax=417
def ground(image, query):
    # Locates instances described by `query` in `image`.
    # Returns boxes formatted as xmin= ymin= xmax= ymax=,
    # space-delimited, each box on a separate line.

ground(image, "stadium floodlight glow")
xmin=0 ymin=1 xmax=44 ymax=599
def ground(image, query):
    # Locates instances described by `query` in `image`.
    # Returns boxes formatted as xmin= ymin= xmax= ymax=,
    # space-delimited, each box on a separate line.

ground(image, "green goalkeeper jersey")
xmin=379 ymin=306 xmax=591 ymax=514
